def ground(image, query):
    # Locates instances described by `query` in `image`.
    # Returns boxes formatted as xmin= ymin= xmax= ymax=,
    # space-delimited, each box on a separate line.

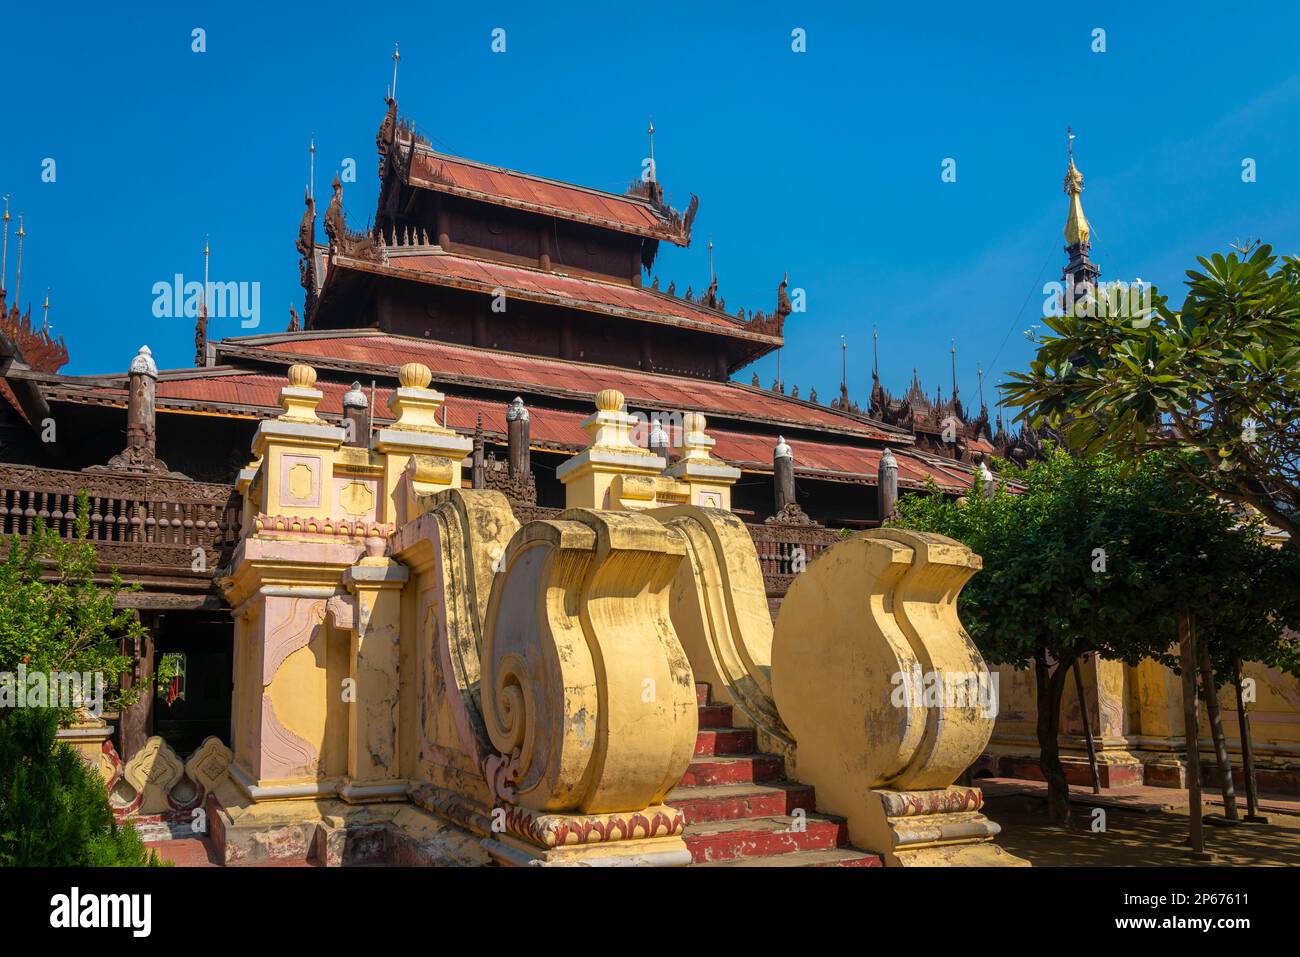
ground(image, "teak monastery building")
xmin=0 ymin=96 xmax=1297 ymax=866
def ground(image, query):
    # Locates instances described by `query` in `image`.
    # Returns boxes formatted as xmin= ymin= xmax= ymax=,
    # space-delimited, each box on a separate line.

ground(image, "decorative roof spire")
xmin=1064 ymin=126 xmax=1090 ymax=248
xmin=41 ymin=288 xmax=50 ymax=333
xmin=647 ymin=119 xmax=656 ymax=182
xmin=195 ymin=236 xmax=210 ymax=367
xmin=390 ymin=42 xmax=401 ymax=102
xmin=1 ymin=195 xmax=9 ymax=296
xmin=14 ymin=214 xmax=24 ymax=308
xmin=950 ymin=339 xmax=959 ymax=403
xmin=872 ymin=325 xmax=879 ymax=383
xmin=1061 ymin=127 xmax=1100 ymax=293
xmin=309 ymin=134 xmax=316 ymax=201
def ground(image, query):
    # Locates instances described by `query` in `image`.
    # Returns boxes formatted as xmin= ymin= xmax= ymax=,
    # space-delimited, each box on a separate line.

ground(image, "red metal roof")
xmin=408 ymin=150 xmax=684 ymax=244
xmin=226 ymin=332 xmax=896 ymax=441
xmin=335 ymin=252 xmax=763 ymax=340
xmin=57 ymin=370 xmax=970 ymax=490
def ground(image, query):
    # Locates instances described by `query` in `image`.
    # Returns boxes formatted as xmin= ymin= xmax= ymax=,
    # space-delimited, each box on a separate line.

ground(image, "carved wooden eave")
xmin=210 ymin=335 xmax=912 ymax=447
xmin=323 ymin=252 xmax=784 ymax=349
xmin=0 ymin=297 xmax=69 ymax=373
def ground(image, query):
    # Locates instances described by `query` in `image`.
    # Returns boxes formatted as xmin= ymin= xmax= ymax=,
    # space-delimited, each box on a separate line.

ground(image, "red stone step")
xmin=668 ymin=781 xmax=818 ymax=824
xmin=679 ymin=754 xmax=786 ymax=788
xmin=694 ymin=847 xmax=883 ymax=867
xmin=684 ymin=814 xmax=848 ymax=863
xmin=696 ymin=703 xmax=732 ymax=729
xmin=694 ymin=727 xmax=755 ymax=756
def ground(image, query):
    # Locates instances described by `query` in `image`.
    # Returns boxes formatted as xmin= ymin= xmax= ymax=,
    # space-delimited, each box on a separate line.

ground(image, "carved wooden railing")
xmin=0 ymin=464 xmax=242 ymax=576
xmin=502 ymin=500 xmax=840 ymax=600
xmin=747 ymin=521 xmax=840 ymax=597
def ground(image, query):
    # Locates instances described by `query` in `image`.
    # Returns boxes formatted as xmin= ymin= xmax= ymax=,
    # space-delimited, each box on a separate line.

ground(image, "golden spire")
xmin=42 ymin=288 xmax=50 ymax=332
xmin=1064 ymin=126 xmax=1090 ymax=247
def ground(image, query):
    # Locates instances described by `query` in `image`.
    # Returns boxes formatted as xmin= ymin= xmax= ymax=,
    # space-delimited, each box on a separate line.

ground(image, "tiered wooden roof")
xmin=19 ymin=330 xmax=981 ymax=493
xmin=406 ymin=149 xmax=693 ymax=246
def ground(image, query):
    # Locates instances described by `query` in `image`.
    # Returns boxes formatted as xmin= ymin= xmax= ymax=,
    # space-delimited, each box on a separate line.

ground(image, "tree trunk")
xmin=1233 ymin=657 xmax=1266 ymax=822
xmin=1035 ymin=649 xmax=1074 ymax=826
xmin=1196 ymin=636 xmax=1238 ymax=821
xmin=1073 ymin=657 xmax=1102 ymax=794
xmin=1179 ymin=613 xmax=1208 ymax=858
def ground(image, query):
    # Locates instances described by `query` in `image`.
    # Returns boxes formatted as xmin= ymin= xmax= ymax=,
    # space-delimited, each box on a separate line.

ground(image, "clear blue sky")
xmin=4 ymin=1 xmax=1299 ymax=414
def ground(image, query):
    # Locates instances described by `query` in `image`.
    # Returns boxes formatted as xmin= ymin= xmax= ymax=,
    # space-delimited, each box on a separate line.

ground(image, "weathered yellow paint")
xmin=214 ymin=362 xmax=1038 ymax=866
xmin=771 ymin=528 xmax=1026 ymax=865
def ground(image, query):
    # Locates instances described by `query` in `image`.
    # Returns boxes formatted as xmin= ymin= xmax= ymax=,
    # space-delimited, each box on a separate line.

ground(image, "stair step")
xmin=684 ymin=814 xmax=848 ymax=863
xmin=694 ymin=683 xmax=710 ymax=706
xmin=694 ymin=728 xmax=755 ymax=756
xmin=693 ymin=847 xmax=883 ymax=867
xmin=668 ymin=781 xmax=817 ymax=824
xmin=679 ymin=754 xmax=786 ymax=788
xmin=697 ymin=703 xmax=733 ymax=729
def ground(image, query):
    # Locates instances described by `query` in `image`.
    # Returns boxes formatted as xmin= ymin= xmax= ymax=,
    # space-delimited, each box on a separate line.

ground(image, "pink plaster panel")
xmin=259 ymin=693 xmax=320 ymax=779
xmin=262 ymin=597 xmax=327 ymax=686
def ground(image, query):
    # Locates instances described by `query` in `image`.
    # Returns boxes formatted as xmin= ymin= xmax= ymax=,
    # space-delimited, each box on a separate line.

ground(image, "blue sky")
xmin=4 ymin=1 xmax=1299 ymax=415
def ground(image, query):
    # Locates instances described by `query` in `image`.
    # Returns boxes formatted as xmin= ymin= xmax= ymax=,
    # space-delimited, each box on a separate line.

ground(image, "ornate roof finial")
xmin=390 ymin=43 xmax=401 ymax=102
xmin=195 ymin=235 xmax=210 ymax=367
xmin=14 ymin=213 xmax=24 ymax=309
xmin=950 ymin=339 xmax=959 ymax=401
xmin=309 ymin=134 xmax=316 ymax=201
xmin=840 ymin=335 xmax=849 ymax=407
xmin=41 ymin=288 xmax=50 ymax=333
xmin=647 ymin=118 xmax=656 ymax=182
xmin=872 ymin=325 xmax=879 ymax=383
xmin=1064 ymin=126 xmax=1090 ymax=247
xmin=1 ymin=195 xmax=9 ymax=296
xmin=708 ymin=239 xmax=714 ymax=285
xmin=977 ymin=364 xmax=986 ymax=411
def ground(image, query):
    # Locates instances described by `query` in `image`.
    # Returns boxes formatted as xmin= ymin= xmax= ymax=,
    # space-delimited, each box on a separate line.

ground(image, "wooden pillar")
xmin=507 ymin=397 xmax=530 ymax=478
xmin=559 ymin=318 xmax=574 ymax=360
xmin=436 ymin=207 xmax=451 ymax=249
xmin=649 ymin=416 xmax=670 ymax=465
xmin=640 ymin=333 xmax=653 ymax=373
xmin=472 ymin=419 xmax=486 ymax=489
xmin=473 ymin=312 xmax=488 ymax=348
xmin=126 ymin=346 xmax=159 ymax=458
xmin=538 ymin=227 xmax=553 ymax=271
xmin=877 ymin=447 xmax=897 ymax=521
xmin=774 ymin=436 xmax=795 ymax=514
xmin=342 ymin=382 xmax=370 ymax=448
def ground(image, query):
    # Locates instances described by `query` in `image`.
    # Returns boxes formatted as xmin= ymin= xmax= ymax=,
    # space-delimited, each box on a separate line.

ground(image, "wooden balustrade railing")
xmin=746 ymin=522 xmax=841 ymax=598
xmin=0 ymin=465 xmax=242 ymax=576
xmin=502 ymin=500 xmax=840 ymax=600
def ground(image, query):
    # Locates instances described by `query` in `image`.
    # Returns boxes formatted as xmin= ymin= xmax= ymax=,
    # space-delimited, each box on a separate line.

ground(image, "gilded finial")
xmin=1064 ymin=126 xmax=1090 ymax=247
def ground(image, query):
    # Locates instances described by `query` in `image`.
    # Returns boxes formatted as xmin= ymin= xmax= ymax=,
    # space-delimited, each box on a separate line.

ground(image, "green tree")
xmin=1004 ymin=242 xmax=1300 ymax=543
xmin=0 ymin=495 xmax=143 ymax=700
xmin=892 ymin=448 xmax=1300 ymax=824
xmin=0 ymin=495 xmax=162 ymax=866
xmin=0 ymin=708 xmax=161 ymax=866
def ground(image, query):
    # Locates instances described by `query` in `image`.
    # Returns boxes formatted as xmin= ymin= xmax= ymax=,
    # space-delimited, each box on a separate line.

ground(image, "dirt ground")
xmin=984 ymin=793 xmax=1300 ymax=866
